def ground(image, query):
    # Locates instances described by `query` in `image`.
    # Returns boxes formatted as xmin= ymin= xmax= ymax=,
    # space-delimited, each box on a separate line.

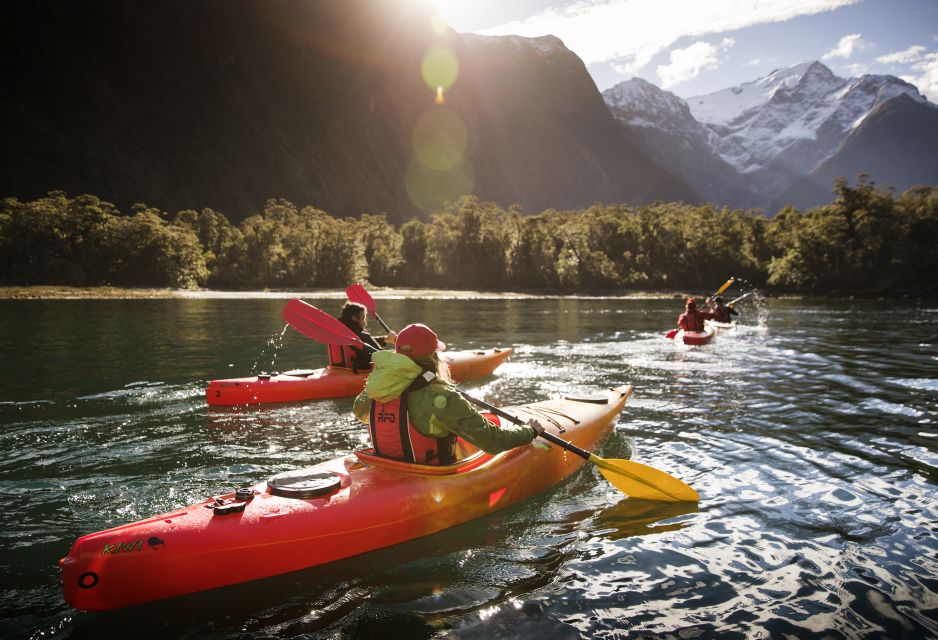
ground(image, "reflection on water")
xmin=0 ymin=296 xmax=936 ymax=639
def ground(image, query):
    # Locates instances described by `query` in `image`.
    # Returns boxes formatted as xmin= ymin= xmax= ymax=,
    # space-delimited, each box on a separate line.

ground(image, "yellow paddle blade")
xmin=589 ymin=455 xmax=699 ymax=502
xmin=713 ymin=277 xmax=735 ymax=297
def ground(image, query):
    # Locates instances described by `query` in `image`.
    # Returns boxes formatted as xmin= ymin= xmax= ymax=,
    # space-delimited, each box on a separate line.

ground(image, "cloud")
xmin=821 ymin=33 xmax=864 ymax=60
xmin=876 ymin=45 xmax=926 ymax=65
xmin=657 ymin=38 xmax=735 ymax=88
xmin=845 ymin=62 xmax=869 ymax=76
xmin=903 ymin=52 xmax=938 ymax=102
xmin=481 ymin=0 xmax=860 ymax=73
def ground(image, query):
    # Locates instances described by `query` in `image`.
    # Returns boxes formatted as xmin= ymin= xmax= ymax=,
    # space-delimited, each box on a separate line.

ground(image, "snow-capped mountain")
xmin=687 ymin=61 xmax=928 ymax=182
xmin=604 ymin=60 xmax=936 ymax=211
xmin=604 ymin=78 xmax=758 ymax=207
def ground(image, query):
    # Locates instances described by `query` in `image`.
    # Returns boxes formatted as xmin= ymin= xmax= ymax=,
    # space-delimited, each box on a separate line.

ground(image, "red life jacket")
xmin=327 ymin=343 xmax=369 ymax=373
xmin=368 ymin=389 xmax=456 ymax=465
xmin=680 ymin=310 xmax=705 ymax=332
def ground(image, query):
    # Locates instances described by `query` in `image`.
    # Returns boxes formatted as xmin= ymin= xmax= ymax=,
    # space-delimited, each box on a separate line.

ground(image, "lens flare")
xmin=412 ymin=108 xmax=468 ymax=171
xmin=431 ymin=13 xmax=448 ymax=35
xmin=421 ymin=46 xmax=458 ymax=91
xmin=405 ymin=156 xmax=474 ymax=214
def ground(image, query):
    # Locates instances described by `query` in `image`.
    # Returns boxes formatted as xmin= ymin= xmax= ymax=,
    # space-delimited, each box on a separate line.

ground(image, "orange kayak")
xmin=206 ymin=347 xmax=513 ymax=405
xmin=60 ymin=385 xmax=632 ymax=611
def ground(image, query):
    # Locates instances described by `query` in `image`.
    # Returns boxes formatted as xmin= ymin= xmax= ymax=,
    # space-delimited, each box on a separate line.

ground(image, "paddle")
xmin=707 ymin=276 xmax=735 ymax=302
xmin=665 ymin=277 xmax=735 ymax=339
xmin=728 ymin=291 xmax=753 ymax=306
xmin=282 ymin=299 xmax=699 ymax=502
xmin=457 ymin=386 xmax=698 ymax=502
xmin=346 ymin=283 xmax=392 ymax=334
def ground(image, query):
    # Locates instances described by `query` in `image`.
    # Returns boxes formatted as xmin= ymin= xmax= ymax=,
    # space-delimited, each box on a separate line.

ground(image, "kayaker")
xmin=677 ymin=297 xmax=714 ymax=332
xmin=708 ymin=296 xmax=739 ymax=323
xmin=352 ymin=323 xmax=544 ymax=465
xmin=330 ymin=301 xmax=397 ymax=373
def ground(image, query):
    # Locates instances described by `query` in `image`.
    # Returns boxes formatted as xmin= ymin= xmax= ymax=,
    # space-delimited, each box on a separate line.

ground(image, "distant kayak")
xmin=206 ymin=347 xmax=513 ymax=405
xmin=674 ymin=328 xmax=714 ymax=346
xmin=60 ymin=385 xmax=633 ymax=611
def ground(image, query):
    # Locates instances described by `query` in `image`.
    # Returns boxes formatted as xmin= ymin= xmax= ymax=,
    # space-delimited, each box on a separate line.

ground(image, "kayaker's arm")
xmin=425 ymin=387 xmax=538 ymax=454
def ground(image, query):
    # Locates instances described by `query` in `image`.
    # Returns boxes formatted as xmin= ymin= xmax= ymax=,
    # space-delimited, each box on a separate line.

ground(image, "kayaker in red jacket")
xmin=708 ymin=296 xmax=739 ymax=323
xmin=677 ymin=297 xmax=714 ymax=332
xmin=353 ymin=323 xmax=543 ymax=464
xmin=329 ymin=302 xmax=397 ymax=372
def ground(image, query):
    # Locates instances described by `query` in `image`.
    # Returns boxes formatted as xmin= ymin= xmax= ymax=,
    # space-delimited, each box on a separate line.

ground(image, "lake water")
xmin=1 ymin=294 xmax=936 ymax=639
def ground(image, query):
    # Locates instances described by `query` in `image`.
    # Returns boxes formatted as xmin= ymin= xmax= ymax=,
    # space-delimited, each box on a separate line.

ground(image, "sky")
xmin=428 ymin=0 xmax=938 ymax=101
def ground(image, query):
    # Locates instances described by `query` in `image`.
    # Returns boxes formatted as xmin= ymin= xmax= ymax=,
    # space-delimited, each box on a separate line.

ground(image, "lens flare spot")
xmin=405 ymin=156 xmax=474 ymax=214
xmin=412 ymin=108 xmax=468 ymax=171
xmin=431 ymin=13 xmax=448 ymax=35
xmin=421 ymin=46 xmax=458 ymax=91
xmin=435 ymin=86 xmax=445 ymax=105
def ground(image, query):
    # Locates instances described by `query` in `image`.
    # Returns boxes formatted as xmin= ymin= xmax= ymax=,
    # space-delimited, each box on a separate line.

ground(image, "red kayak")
xmin=674 ymin=328 xmax=714 ymax=346
xmin=60 ymin=385 xmax=633 ymax=611
xmin=206 ymin=347 xmax=513 ymax=405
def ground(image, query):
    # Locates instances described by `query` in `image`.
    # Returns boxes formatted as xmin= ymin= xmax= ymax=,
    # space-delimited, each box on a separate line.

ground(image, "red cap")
xmin=396 ymin=323 xmax=446 ymax=358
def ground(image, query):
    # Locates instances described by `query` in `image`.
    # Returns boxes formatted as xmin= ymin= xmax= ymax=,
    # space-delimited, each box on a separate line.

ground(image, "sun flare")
xmin=427 ymin=0 xmax=497 ymax=32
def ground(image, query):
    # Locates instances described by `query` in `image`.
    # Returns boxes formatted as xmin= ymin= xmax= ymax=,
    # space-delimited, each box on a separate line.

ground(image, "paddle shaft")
xmin=456 ymin=390 xmax=593 ymax=463
xmin=728 ymin=291 xmax=753 ymax=305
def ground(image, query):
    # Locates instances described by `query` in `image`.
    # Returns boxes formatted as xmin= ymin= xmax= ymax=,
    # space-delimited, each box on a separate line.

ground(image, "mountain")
xmin=774 ymin=94 xmax=938 ymax=210
xmin=686 ymin=61 xmax=931 ymax=200
xmin=0 ymin=0 xmax=693 ymax=222
xmin=603 ymin=78 xmax=758 ymax=208
xmin=455 ymin=35 xmax=695 ymax=214
xmin=604 ymin=60 xmax=936 ymax=211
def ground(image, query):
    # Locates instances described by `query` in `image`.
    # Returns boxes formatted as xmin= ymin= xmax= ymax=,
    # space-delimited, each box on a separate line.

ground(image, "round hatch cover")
xmin=267 ymin=470 xmax=342 ymax=499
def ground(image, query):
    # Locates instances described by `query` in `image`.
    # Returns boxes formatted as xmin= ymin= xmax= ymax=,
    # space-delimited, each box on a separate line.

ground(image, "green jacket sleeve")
xmin=353 ymin=390 xmax=370 ymax=424
xmin=420 ymin=385 xmax=536 ymax=454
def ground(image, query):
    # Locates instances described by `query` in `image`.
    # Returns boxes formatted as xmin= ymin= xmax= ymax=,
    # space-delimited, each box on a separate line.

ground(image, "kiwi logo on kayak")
xmin=147 ymin=536 xmax=166 ymax=550
xmin=101 ymin=540 xmax=144 ymax=556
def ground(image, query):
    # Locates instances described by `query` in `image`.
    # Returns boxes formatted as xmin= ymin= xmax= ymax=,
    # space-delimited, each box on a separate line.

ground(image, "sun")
xmin=426 ymin=0 xmax=499 ymax=32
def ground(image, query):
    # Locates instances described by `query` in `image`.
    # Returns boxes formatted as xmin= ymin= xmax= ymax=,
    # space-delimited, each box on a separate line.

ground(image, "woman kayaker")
xmin=677 ymin=297 xmax=714 ymax=332
xmin=329 ymin=301 xmax=397 ymax=373
xmin=352 ymin=323 xmax=544 ymax=465
xmin=708 ymin=296 xmax=739 ymax=323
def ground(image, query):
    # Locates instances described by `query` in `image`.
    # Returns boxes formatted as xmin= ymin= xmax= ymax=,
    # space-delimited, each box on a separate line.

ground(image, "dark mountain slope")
xmin=775 ymin=94 xmax=938 ymax=210
xmin=0 ymin=0 xmax=693 ymax=221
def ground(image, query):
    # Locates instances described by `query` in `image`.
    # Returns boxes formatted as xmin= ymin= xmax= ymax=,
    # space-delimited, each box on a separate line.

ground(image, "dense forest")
xmin=1 ymin=176 xmax=936 ymax=295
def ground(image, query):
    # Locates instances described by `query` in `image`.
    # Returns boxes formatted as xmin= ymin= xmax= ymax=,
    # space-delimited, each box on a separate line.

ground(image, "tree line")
xmin=1 ymin=176 xmax=935 ymax=294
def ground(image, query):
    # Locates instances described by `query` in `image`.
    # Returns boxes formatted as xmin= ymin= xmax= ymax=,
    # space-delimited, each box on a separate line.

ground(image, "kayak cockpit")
xmin=353 ymin=446 xmax=495 ymax=475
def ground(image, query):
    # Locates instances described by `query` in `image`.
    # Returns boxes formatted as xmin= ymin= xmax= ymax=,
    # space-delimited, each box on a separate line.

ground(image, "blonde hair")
xmin=412 ymin=352 xmax=452 ymax=384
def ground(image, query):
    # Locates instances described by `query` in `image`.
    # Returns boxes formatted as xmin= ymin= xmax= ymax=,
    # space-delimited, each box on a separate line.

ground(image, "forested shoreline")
xmin=2 ymin=177 xmax=936 ymax=296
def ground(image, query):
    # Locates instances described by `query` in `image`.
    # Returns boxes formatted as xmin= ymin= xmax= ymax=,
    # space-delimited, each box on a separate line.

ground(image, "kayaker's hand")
xmin=527 ymin=418 xmax=545 ymax=438
xmin=385 ymin=331 xmax=397 ymax=345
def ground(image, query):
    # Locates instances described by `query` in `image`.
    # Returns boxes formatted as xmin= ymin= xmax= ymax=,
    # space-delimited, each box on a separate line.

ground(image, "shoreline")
xmin=0 ymin=285 xmax=711 ymax=301
xmin=2 ymin=285 xmax=929 ymax=300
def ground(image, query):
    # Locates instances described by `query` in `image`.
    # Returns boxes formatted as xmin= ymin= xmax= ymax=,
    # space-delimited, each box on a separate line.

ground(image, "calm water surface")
xmin=1 ymin=295 xmax=936 ymax=639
